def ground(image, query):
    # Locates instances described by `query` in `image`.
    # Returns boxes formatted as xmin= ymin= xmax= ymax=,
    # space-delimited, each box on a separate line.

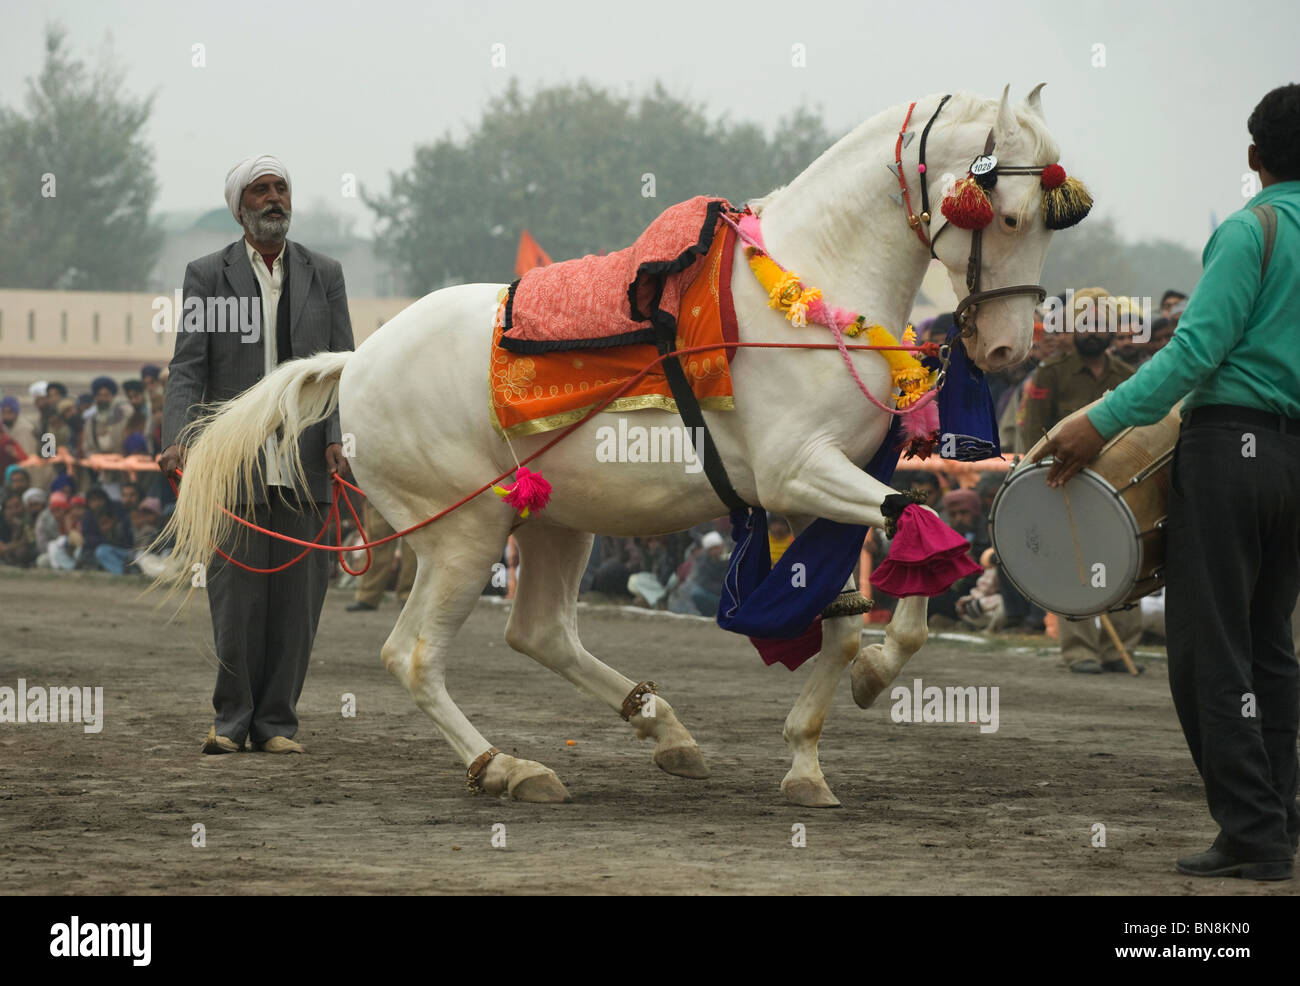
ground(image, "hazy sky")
xmin=3 ymin=0 xmax=1297 ymax=251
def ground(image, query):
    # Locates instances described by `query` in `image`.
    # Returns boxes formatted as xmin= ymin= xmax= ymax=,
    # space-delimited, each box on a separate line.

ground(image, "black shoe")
xmin=346 ymin=600 xmax=377 ymax=612
xmin=1101 ymin=658 xmax=1144 ymax=674
xmin=1175 ymin=849 xmax=1293 ymax=881
xmin=1069 ymin=659 xmax=1104 ymax=674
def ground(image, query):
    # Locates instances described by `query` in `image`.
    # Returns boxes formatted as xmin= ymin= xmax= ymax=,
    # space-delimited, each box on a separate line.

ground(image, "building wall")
xmin=0 ymin=289 xmax=417 ymax=372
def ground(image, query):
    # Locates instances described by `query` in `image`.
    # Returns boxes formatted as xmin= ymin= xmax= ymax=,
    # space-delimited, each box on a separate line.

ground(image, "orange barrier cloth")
xmin=14 ymin=451 xmax=1017 ymax=481
xmin=16 ymin=452 xmax=161 ymax=473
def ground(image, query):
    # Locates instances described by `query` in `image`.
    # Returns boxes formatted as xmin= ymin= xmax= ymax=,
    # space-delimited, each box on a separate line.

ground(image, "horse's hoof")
xmin=654 ymin=744 xmax=710 ymax=779
xmin=850 ymin=655 xmax=888 ymax=710
xmin=509 ymin=771 xmax=572 ymax=804
xmin=782 ymin=777 xmax=841 ymax=808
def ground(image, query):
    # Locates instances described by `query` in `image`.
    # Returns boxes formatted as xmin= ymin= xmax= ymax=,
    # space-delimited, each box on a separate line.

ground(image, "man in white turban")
xmin=224 ymin=155 xmax=291 ymax=223
xmin=159 ymin=155 xmax=354 ymax=757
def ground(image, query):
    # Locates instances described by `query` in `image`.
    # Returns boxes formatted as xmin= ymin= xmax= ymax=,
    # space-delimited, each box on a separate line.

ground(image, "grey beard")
xmin=243 ymin=206 xmax=291 ymax=244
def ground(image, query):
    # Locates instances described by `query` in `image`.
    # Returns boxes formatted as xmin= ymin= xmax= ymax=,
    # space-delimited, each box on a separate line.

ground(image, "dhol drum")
xmin=990 ymin=400 xmax=1181 ymax=617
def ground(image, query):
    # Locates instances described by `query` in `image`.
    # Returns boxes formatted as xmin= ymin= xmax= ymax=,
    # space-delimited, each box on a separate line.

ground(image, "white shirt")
xmin=246 ymin=238 xmax=289 ymax=487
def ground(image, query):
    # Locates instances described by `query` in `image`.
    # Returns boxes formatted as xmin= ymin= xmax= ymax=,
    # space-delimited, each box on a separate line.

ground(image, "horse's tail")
xmin=158 ymin=351 xmax=351 ymax=590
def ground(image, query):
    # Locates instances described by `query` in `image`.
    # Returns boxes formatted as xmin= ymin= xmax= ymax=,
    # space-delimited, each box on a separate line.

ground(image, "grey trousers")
xmin=207 ymin=489 xmax=331 ymax=745
xmin=1057 ymin=605 xmax=1143 ymax=667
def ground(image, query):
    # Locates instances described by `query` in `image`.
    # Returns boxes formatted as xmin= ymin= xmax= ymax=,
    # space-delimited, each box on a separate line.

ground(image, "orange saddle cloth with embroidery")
xmin=490 ymin=216 xmax=738 ymax=438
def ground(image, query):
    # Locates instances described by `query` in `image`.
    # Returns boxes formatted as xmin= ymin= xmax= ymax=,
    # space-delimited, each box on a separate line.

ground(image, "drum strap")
xmin=1250 ymin=204 xmax=1277 ymax=281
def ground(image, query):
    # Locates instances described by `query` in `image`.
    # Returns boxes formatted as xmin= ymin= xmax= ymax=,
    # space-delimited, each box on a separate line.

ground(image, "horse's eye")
xmin=1003 ymin=215 xmax=1018 ymax=229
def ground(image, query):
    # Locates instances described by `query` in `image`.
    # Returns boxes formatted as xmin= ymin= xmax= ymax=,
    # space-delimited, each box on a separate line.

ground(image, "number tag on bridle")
xmin=970 ymin=154 xmax=998 ymax=189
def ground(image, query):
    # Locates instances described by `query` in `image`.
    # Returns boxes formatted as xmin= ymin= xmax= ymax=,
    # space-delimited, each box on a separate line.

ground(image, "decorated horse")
xmin=161 ymin=85 xmax=1090 ymax=807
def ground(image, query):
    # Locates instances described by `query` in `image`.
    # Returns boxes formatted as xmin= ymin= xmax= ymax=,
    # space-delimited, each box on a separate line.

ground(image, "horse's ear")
xmin=1024 ymin=82 xmax=1047 ymax=121
xmin=994 ymin=84 xmax=1019 ymax=142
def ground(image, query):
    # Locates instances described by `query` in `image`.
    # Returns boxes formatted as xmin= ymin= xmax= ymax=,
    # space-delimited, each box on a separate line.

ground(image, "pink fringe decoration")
xmin=903 ymin=400 xmax=940 ymax=442
xmin=869 ymin=504 xmax=981 ymax=597
xmin=493 ymin=466 xmax=552 ymax=518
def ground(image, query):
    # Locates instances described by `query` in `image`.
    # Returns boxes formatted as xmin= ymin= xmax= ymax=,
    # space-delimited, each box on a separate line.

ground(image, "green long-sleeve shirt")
xmin=1088 ymin=180 xmax=1300 ymax=438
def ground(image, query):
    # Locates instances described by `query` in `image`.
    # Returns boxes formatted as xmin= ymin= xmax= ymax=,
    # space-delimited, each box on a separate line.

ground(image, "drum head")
xmin=990 ymin=461 xmax=1139 ymax=616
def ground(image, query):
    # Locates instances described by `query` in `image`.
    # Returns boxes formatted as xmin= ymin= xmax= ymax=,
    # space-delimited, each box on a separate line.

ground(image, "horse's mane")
xmin=941 ymin=90 xmax=1061 ymax=163
xmin=751 ymin=88 xmax=1061 ymax=216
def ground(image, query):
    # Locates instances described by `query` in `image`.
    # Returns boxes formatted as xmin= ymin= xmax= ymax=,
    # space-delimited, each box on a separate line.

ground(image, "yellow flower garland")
xmin=746 ymin=249 xmax=935 ymax=409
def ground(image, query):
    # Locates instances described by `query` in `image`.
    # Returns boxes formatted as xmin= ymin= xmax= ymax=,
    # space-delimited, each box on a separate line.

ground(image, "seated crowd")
xmin=2 ymin=288 xmax=1180 ymax=641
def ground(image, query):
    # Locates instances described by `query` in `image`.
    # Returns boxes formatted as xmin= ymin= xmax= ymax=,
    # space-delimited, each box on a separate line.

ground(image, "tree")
xmin=0 ymin=26 xmax=161 ymax=290
xmin=367 ymin=79 xmax=837 ymax=293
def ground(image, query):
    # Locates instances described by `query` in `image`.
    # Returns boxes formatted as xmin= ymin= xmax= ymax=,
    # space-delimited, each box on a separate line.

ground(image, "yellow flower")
xmin=768 ymin=271 xmax=803 ymax=312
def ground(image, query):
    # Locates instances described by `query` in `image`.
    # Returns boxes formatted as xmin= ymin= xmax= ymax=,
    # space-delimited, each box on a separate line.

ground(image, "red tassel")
xmin=493 ymin=466 xmax=552 ymax=518
xmin=1040 ymin=163 xmax=1067 ymax=190
xmin=902 ymin=432 xmax=941 ymax=460
xmin=941 ymin=176 xmax=994 ymax=230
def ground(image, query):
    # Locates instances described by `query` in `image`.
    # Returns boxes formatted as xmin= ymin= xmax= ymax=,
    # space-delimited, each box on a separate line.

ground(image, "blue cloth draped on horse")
xmin=719 ymin=328 xmax=997 ymax=669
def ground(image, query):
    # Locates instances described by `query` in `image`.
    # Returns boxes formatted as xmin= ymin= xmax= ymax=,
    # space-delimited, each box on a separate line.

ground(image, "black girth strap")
xmin=655 ymin=322 xmax=749 ymax=512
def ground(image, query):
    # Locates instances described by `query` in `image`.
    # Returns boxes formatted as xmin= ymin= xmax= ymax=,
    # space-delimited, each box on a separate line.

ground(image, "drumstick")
xmin=1099 ymin=612 xmax=1140 ymax=676
xmin=1043 ymin=428 xmax=1088 ymax=587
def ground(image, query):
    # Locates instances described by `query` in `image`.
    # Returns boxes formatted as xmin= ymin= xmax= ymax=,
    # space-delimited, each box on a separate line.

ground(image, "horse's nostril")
xmin=987 ymin=345 xmax=1013 ymax=367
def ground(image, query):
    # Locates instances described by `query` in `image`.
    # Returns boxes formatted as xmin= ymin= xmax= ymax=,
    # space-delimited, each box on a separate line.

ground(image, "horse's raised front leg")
xmin=505 ymin=522 xmax=709 ymax=780
xmin=757 ymin=443 xmax=897 ymax=529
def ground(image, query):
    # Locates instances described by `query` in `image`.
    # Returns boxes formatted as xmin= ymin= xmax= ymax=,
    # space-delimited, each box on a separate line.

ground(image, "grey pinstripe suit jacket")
xmin=161 ymin=238 xmax=355 ymax=503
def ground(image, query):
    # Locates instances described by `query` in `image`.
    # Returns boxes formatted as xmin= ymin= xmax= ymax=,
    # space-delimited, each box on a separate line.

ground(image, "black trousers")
xmin=207 ymin=490 xmax=332 ymax=745
xmin=1165 ymin=412 xmax=1300 ymax=860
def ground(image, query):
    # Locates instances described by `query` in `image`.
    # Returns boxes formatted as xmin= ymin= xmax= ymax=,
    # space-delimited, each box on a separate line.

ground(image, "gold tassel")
xmin=1043 ymin=176 xmax=1093 ymax=230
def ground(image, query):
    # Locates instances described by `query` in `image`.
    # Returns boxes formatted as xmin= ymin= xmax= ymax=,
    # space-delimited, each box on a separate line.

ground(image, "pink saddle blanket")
xmin=498 ymin=196 xmax=730 ymax=354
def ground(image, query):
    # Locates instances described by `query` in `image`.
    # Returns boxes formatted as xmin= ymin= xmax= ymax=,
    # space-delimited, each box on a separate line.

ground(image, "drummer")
xmin=1037 ymin=83 xmax=1300 ymax=881
xmin=1018 ymin=286 xmax=1144 ymax=675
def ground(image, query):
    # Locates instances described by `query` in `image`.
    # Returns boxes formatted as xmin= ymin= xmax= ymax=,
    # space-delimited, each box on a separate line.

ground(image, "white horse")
xmin=164 ymin=86 xmax=1064 ymax=807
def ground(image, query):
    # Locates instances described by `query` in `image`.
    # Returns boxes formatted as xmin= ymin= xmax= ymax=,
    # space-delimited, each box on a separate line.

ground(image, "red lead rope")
xmin=168 ymin=338 xmax=942 ymax=574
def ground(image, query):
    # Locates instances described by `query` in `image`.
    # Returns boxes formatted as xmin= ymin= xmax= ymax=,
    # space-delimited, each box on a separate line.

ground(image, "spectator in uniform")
xmin=1018 ymin=286 xmax=1144 ymax=673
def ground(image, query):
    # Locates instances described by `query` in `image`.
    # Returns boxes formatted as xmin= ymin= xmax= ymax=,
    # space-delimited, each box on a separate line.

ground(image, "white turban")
xmin=29 ymin=381 xmax=48 ymax=398
xmin=225 ymin=155 xmax=291 ymax=222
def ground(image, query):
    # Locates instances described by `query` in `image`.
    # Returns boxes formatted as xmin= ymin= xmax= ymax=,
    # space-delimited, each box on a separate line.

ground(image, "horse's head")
xmin=927 ymin=85 xmax=1080 ymax=372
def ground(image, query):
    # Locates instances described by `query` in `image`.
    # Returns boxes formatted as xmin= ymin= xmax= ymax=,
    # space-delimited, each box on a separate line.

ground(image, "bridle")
xmin=893 ymin=94 xmax=1048 ymax=340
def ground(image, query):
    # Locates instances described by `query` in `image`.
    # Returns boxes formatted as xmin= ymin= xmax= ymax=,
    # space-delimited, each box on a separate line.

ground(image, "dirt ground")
xmin=1 ymin=568 xmax=1295 ymax=896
